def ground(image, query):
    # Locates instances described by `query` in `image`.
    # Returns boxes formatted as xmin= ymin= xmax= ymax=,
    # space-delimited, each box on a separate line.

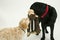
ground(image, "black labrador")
xmin=30 ymin=2 xmax=57 ymax=40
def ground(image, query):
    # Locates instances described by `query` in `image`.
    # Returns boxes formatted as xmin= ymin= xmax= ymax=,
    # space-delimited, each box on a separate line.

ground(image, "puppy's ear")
xmin=19 ymin=18 xmax=28 ymax=29
xmin=21 ymin=23 xmax=28 ymax=29
xmin=19 ymin=18 xmax=25 ymax=26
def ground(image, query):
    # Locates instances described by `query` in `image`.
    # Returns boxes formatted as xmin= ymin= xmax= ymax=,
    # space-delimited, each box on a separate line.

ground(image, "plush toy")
xmin=27 ymin=9 xmax=41 ymax=36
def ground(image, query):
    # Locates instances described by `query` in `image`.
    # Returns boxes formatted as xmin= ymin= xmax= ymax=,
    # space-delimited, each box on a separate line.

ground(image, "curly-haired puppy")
xmin=0 ymin=18 xmax=30 ymax=40
xmin=29 ymin=2 xmax=57 ymax=40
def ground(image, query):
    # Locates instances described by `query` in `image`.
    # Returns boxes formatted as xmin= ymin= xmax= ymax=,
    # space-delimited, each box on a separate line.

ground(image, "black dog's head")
xmin=30 ymin=2 xmax=47 ymax=16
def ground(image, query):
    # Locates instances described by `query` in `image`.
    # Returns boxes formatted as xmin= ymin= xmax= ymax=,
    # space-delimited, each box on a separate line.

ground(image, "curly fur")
xmin=0 ymin=18 xmax=29 ymax=40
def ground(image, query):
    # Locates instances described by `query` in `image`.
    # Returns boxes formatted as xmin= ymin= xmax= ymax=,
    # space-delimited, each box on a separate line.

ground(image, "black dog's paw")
xmin=41 ymin=37 xmax=45 ymax=40
xmin=51 ymin=37 xmax=55 ymax=40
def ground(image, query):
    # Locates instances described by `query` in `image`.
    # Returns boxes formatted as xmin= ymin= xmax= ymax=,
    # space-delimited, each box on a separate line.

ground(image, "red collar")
xmin=41 ymin=5 xmax=49 ymax=18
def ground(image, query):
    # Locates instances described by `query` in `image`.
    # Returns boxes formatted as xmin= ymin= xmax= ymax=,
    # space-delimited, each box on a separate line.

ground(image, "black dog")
xmin=30 ymin=2 xmax=57 ymax=40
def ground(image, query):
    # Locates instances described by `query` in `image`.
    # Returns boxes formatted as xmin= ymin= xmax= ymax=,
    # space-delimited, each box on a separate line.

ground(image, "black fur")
xmin=30 ymin=2 xmax=57 ymax=40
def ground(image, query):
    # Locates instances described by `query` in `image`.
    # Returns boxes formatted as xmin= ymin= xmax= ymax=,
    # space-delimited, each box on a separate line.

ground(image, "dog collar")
xmin=41 ymin=5 xmax=49 ymax=18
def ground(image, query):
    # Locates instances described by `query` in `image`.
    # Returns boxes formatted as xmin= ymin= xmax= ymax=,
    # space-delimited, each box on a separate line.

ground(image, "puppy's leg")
xmin=50 ymin=24 xmax=55 ymax=40
xmin=41 ymin=24 xmax=45 ymax=40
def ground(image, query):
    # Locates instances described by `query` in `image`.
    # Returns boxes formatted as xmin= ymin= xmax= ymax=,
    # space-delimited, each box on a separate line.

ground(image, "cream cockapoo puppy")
xmin=0 ymin=18 xmax=30 ymax=40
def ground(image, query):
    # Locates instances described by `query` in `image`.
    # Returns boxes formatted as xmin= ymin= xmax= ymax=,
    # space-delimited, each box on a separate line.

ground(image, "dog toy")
xmin=27 ymin=9 xmax=41 ymax=36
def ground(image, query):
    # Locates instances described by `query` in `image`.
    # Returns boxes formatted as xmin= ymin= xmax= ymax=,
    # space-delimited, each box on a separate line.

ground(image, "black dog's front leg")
xmin=50 ymin=24 xmax=55 ymax=40
xmin=41 ymin=24 xmax=45 ymax=40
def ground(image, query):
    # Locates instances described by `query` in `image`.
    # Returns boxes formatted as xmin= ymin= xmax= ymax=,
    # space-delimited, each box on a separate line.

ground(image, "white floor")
xmin=27 ymin=25 xmax=60 ymax=40
xmin=27 ymin=28 xmax=50 ymax=40
xmin=0 ymin=0 xmax=60 ymax=40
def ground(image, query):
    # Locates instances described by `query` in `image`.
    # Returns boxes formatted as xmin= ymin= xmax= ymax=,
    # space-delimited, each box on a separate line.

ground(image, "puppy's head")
xmin=19 ymin=18 xmax=30 ymax=29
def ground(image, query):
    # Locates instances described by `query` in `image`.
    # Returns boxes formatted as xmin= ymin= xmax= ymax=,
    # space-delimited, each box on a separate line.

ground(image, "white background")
xmin=0 ymin=0 xmax=60 ymax=40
